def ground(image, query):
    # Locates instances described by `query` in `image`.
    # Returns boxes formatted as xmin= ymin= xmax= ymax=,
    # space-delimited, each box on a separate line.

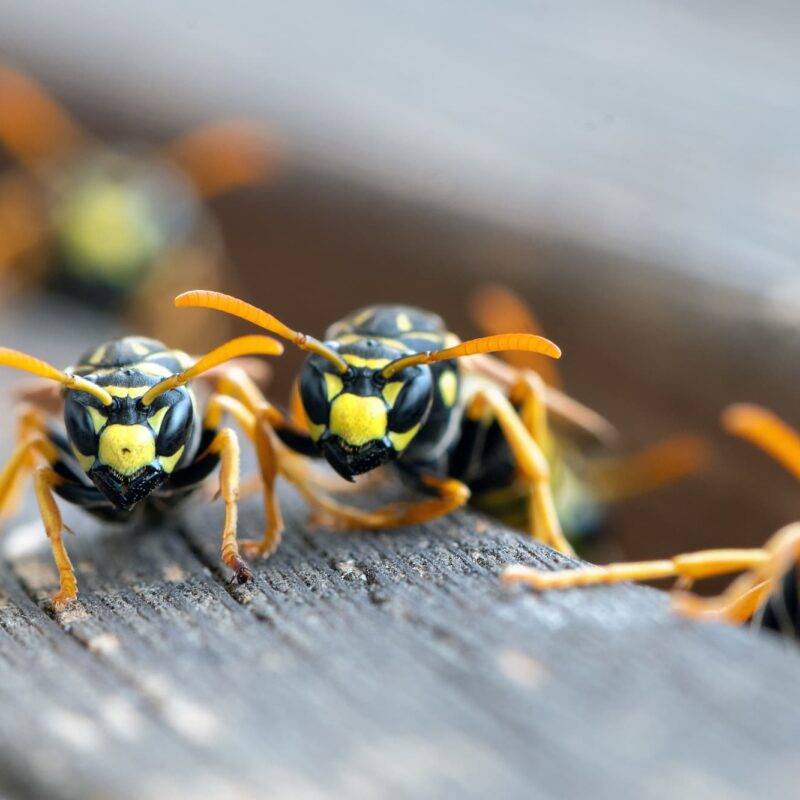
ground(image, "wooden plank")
xmin=0 ymin=299 xmax=799 ymax=798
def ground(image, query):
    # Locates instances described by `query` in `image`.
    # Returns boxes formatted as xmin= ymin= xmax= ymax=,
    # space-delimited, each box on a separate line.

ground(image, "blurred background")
xmin=1 ymin=1 xmax=800 ymax=567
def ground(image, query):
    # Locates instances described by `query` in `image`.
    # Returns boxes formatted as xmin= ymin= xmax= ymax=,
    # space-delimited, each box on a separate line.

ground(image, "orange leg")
xmin=34 ymin=466 xmax=77 ymax=605
xmin=201 ymin=427 xmax=251 ymax=582
xmin=468 ymin=378 xmax=574 ymax=556
xmin=297 ymin=474 xmax=470 ymax=531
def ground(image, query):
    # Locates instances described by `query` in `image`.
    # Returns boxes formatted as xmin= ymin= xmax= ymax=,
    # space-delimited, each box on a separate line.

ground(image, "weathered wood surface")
xmin=0 ymin=303 xmax=799 ymax=800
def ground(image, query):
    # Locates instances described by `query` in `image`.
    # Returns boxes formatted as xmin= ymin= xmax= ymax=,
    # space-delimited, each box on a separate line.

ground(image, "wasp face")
xmin=64 ymin=379 xmax=194 ymax=510
xmin=299 ymin=347 xmax=434 ymax=481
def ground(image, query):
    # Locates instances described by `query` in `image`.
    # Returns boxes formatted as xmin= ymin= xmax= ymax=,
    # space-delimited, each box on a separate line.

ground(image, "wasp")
xmin=503 ymin=405 xmax=800 ymax=639
xmin=0 ymin=64 xmax=277 ymax=349
xmin=170 ymin=289 xmax=648 ymax=559
xmin=467 ymin=285 xmax=706 ymax=547
xmin=0 ymin=330 xmax=294 ymax=604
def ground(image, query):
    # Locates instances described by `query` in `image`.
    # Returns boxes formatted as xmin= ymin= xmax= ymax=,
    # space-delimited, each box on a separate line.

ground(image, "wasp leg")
xmin=463 ymin=354 xmax=617 ymax=445
xmin=468 ymin=377 xmax=574 ymax=556
xmin=0 ymin=427 xmax=77 ymax=605
xmin=296 ymin=474 xmax=470 ymax=531
xmin=672 ymin=523 xmax=800 ymax=624
xmin=204 ymin=393 xmax=283 ymax=560
xmin=0 ymin=406 xmax=55 ymax=520
xmin=469 ymin=285 xmax=562 ymax=387
xmin=197 ymin=426 xmax=253 ymax=583
xmin=34 ymin=466 xmax=77 ymax=605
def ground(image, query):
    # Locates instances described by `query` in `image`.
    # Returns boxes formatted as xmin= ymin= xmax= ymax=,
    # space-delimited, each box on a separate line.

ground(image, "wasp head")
xmin=64 ymin=374 xmax=194 ymax=510
xmin=298 ymin=342 xmax=434 ymax=481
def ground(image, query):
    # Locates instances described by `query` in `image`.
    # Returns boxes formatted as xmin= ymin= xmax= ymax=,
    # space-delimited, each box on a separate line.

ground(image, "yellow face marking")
xmin=389 ymin=424 xmax=420 ymax=452
xmin=381 ymin=381 xmax=405 ymax=407
xmin=329 ymin=394 xmax=387 ymax=446
xmin=158 ymin=445 xmax=184 ymax=473
xmin=104 ymin=385 xmax=149 ymax=399
xmin=148 ymin=406 xmax=169 ymax=434
xmin=71 ymin=443 xmax=95 ymax=473
xmin=342 ymin=354 xmax=390 ymax=370
xmin=396 ymin=313 xmax=412 ymax=332
xmin=87 ymin=406 xmax=108 ymax=433
xmin=308 ymin=421 xmax=326 ymax=442
xmin=438 ymin=371 xmax=458 ymax=407
xmin=98 ymin=424 xmax=155 ymax=475
xmin=324 ymin=373 xmax=343 ymax=401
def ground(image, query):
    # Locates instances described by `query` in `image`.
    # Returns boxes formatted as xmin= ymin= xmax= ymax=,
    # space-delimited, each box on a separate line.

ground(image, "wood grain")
xmin=0 ymin=299 xmax=797 ymax=799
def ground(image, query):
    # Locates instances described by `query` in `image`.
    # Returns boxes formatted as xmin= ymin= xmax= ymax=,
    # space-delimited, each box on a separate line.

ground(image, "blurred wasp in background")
xmin=0 ymin=64 xmax=279 ymax=350
xmin=504 ymin=405 xmax=800 ymax=641
xmin=467 ymin=285 xmax=706 ymax=551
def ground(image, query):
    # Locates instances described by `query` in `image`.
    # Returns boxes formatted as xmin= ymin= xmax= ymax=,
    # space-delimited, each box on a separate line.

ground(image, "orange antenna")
xmin=381 ymin=333 xmax=561 ymax=380
xmin=0 ymin=347 xmax=113 ymax=406
xmin=175 ymin=290 xmax=350 ymax=374
xmin=141 ymin=335 xmax=283 ymax=405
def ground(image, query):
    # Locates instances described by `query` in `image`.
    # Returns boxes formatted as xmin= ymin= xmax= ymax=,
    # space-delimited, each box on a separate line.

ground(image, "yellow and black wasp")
xmin=171 ymin=289 xmax=633 ymax=558
xmin=0 ymin=64 xmax=278 ymax=349
xmin=504 ymin=405 xmax=800 ymax=640
xmin=0 ymin=330 xmax=294 ymax=604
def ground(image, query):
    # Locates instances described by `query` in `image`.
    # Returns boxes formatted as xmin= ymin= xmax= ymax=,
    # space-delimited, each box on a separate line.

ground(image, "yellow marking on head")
xmin=159 ymin=445 xmax=185 ymax=473
xmin=404 ymin=331 xmax=445 ymax=343
xmin=104 ymin=385 xmax=149 ymax=399
xmin=352 ymin=308 xmax=375 ymax=326
xmin=324 ymin=373 xmax=343 ymax=401
xmin=87 ymin=406 xmax=107 ymax=433
xmin=88 ymin=344 xmax=107 ymax=365
xmin=396 ymin=313 xmax=412 ymax=332
xmin=71 ymin=443 xmax=95 ymax=472
xmin=389 ymin=423 xmax=420 ymax=452
xmin=382 ymin=381 xmax=405 ymax=407
xmin=98 ymin=424 xmax=155 ymax=475
xmin=438 ymin=370 xmax=458 ymax=407
xmin=129 ymin=341 xmax=150 ymax=356
xmin=148 ymin=406 xmax=169 ymax=434
xmin=137 ymin=362 xmax=174 ymax=378
xmin=342 ymin=354 xmax=390 ymax=370
xmin=329 ymin=394 xmax=387 ymax=446
xmin=335 ymin=333 xmax=411 ymax=352
xmin=308 ymin=421 xmax=326 ymax=442
xmin=147 ymin=349 xmax=194 ymax=369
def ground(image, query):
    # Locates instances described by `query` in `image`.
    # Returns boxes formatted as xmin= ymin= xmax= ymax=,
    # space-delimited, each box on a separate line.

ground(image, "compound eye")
xmin=64 ymin=396 xmax=102 ymax=457
xmin=388 ymin=371 xmax=433 ymax=432
xmin=299 ymin=363 xmax=331 ymax=425
xmin=154 ymin=394 xmax=193 ymax=456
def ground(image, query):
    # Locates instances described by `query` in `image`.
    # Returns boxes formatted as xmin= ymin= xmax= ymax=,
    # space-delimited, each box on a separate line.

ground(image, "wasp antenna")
xmin=175 ymin=290 xmax=350 ymax=374
xmin=722 ymin=404 xmax=800 ymax=481
xmin=0 ymin=347 xmax=113 ymax=405
xmin=381 ymin=333 xmax=561 ymax=380
xmin=141 ymin=335 xmax=284 ymax=405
